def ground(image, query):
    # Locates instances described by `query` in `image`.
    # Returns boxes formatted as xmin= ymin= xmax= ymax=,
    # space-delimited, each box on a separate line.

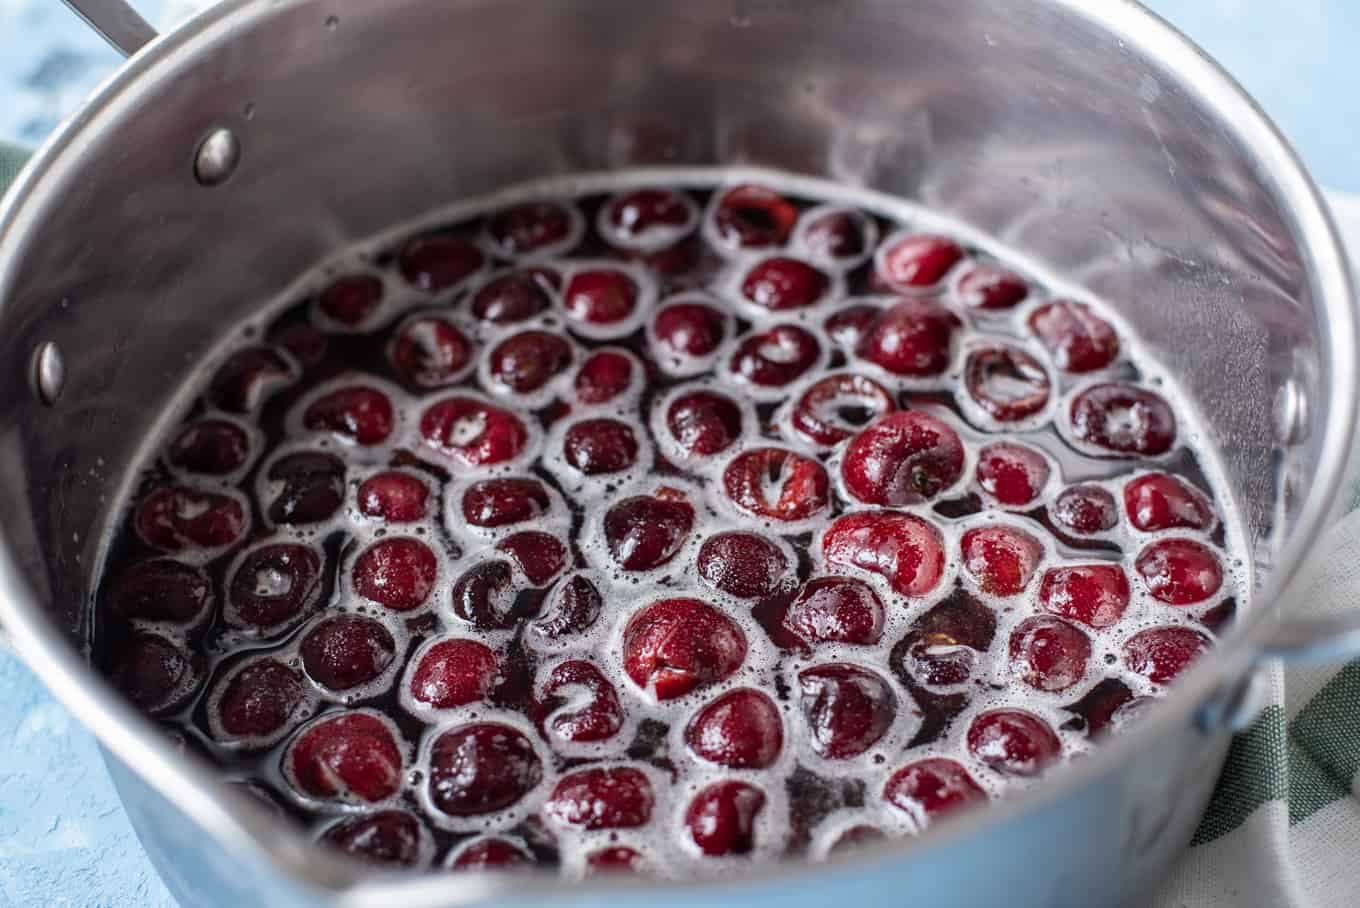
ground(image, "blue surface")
xmin=0 ymin=2 xmax=1355 ymax=906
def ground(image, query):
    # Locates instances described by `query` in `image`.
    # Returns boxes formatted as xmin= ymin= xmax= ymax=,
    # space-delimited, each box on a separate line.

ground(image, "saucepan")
xmin=0 ymin=0 xmax=1356 ymax=906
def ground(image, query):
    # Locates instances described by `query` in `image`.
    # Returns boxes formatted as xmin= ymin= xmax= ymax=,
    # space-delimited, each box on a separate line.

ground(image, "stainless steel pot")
xmin=1 ymin=1 xmax=1356 ymax=906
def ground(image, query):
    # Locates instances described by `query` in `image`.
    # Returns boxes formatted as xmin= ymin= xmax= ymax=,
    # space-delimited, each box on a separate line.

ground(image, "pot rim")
xmin=0 ymin=0 xmax=1353 ymax=901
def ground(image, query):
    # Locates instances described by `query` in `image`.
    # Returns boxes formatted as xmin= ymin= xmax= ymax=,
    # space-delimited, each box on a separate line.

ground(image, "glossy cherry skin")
xmin=488 ymin=330 xmax=573 ymax=393
xmin=529 ymin=573 xmax=604 ymax=641
xmin=302 ymin=385 xmax=395 ymax=446
xmin=654 ymin=302 xmax=728 ymax=359
xmin=215 ymin=658 xmax=305 ymax=740
xmin=470 ymin=271 xmax=553 ymax=323
xmin=1029 ymin=300 xmax=1119 ymax=372
xmin=300 ymin=615 xmax=397 ymax=692
xmin=1122 ymin=625 xmax=1212 ymax=683
xmin=428 ymin=723 xmax=542 ymax=817
xmin=739 ymin=257 xmax=831 ymax=311
xmin=285 ymin=712 xmax=403 ymax=803
xmin=855 ymin=298 xmax=961 ymax=376
xmin=420 ymin=397 xmax=530 ymax=467
xmin=964 ymin=346 xmax=1051 ymax=422
xmin=1038 ymin=564 xmax=1131 ymax=628
xmin=782 ymin=576 xmax=885 ymax=647
xmin=1069 ymin=383 xmax=1176 ymax=456
xmin=462 ymin=477 xmax=552 ymax=528
xmin=449 ymin=837 xmax=533 ymax=870
xmin=956 ymin=264 xmax=1028 ymax=310
xmin=358 ymin=471 xmax=429 ymax=522
xmin=399 ymin=235 xmax=485 ymax=291
xmin=487 ymin=201 xmax=574 ymax=256
xmin=960 ymin=525 xmax=1044 ymax=596
xmin=449 ymin=560 xmax=519 ymax=630
xmin=883 ymin=758 xmax=986 ymax=825
xmin=897 ymin=588 xmax=998 ymax=687
xmin=208 ymin=346 xmax=294 ymax=413
xmin=496 ymin=531 xmax=568 ymax=586
xmin=227 ymin=542 xmax=323 ymax=630
xmin=608 ymin=188 xmax=692 ymax=239
xmin=1008 ymin=615 xmax=1092 ymax=692
xmin=266 ymin=451 xmax=345 ymax=525
xmin=729 ymin=324 xmax=822 ymax=388
xmin=1051 ymin=484 xmax=1119 ymax=535
xmin=319 ymin=274 xmax=384 ymax=325
xmin=723 ymin=448 xmax=830 ymax=521
xmin=168 ymin=419 xmax=251 ymax=475
xmin=135 ymin=486 xmax=247 ymax=553
xmin=1135 ymin=538 xmax=1223 ymax=605
xmin=111 ymin=633 xmax=202 ymax=715
xmin=321 ymin=811 xmax=428 ymax=868
xmin=389 ymin=316 xmax=474 ymax=389
xmin=842 ymin=411 xmax=965 ymax=506
xmin=712 ymin=184 xmax=798 ymax=249
xmin=821 ymin=510 xmax=946 ymax=598
xmin=408 ymin=639 xmax=499 ymax=709
xmin=824 ymin=303 xmax=883 ymax=347
xmin=106 ymin=558 xmax=212 ymax=624
xmin=575 ymin=350 xmax=635 ymax=403
xmin=697 ymin=532 xmax=791 ymax=599
xmin=563 ymin=418 xmax=640 ymax=475
xmin=966 ymin=708 xmax=1062 ymax=777
xmin=665 ymin=391 xmax=744 ymax=457
xmin=536 ymin=660 xmax=624 ymax=744
xmin=603 ymin=495 xmax=695 ymax=571
xmin=622 ymin=598 xmax=746 ymax=700
xmin=878 ymin=234 xmax=964 ymax=289
xmin=975 ymin=442 xmax=1050 ymax=507
xmin=563 ymin=269 xmax=638 ymax=325
xmin=585 ymin=847 xmax=647 ymax=875
xmin=273 ymin=323 xmax=328 ymax=370
xmin=685 ymin=781 xmax=766 ymax=857
xmin=685 ymin=688 xmax=784 ymax=769
xmin=792 ymin=373 xmax=896 ymax=447
xmin=798 ymin=663 xmax=896 ymax=759
xmin=1123 ymin=473 xmax=1215 ymax=532
xmin=352 ymin=537 xmax=438 ymax=611
xmin=802 ymin=209 xmax=870 ymax=259
xmin=544 ymin=767 xmax=654 ymax=830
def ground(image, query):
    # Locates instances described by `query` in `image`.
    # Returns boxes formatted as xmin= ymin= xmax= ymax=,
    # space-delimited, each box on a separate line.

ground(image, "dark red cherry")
xmin=563 ymin=269 xmax=638 ymax=325
xmin=879 ymin=234 xmax=964 ymax=289
xmin=400 ymin=235 xmax=485 ymax=291
xmin=352 ymin=537 xmax=438 ymax=611
xmin=536 ymin=660 xmax=623 ymax=744
xmin=665 ymin=391 xmax=743 ymax=457
xmin=319 ymin=274 xmax=384 ymax=326
xmin=723 ymin=448 xmax=829 ymax=522
xmin=841 ymin=411 xmax=965 ymax=505
xmin=782 ymin=576 xmax=885 ymax=647
xmin=1052 ymin=484 xmax=1118 ymax=535
xmin=729 ymin=324 xmax=821 ymax=387
xmin=603 ymin=495 xmax=695 ymax=571
xmin=1069 ymin=383 xmax=1176 ymax=456
xmin=685 ymin=781 xmax=765 ymax=857
xmin=135 ymin=485 xmax=246 ymax=552
xmin=462 ymin=477 xmax=552 ymax=528
xmin=740 ymin=257 xmax=831 ymax=311
xmin=488 ymin=330 xmax=573 ymax=393
xmin=802 ymin=209 xmax=869 ymax=259
xmin=427 ymin=723 xmax=542 ymax=816
xmin=544 ymin=767 xmax=654 ymax=830
xmin=420 ymin=397 xmax=530 ymax=467
xmin=697 ymin=532 xmax=790 ymax=599
xmin=470 ymin=271 xmax=553 ymax=323
xmin=792 ymin=373 xmax=896 ymax=446
xmin=622 ymin=598 xmax=746 ymax=699
xmin=884 ymin=758 xmax=986 ymax=824
xmin=529 ymin=573 xmax=604 ymax=641
xmin=389 ymin=316 xmax=474 ymax=389
xmin=1135 ymin=539 xmax=1223 ymax=605
xmin=303 ymin=385 xmax=394 ymax=445
xmin=408 ymin=638 xmax=499 ymax=708
xmin=272 ymin=323 xmax=328 ymax=370
xmin=607 ymin=188 xmax=692 ymax=239
xmin=956 ymin=264 xmax=1028 ymax=310
xmin=112 ymin=633 xmax=201 ymax=714
xmin=1009 ymin=616 xmax=1091 ymax=692
xmin=1029 ymin=301 xmax=1119 ymax=372
xmin=713 ymin=184 xmax=798 ymax=249
xmin=897 ymin=588 xmax=997 ymax=687
xmin=168 ymin=419 xmax=251 ymax=475
xmin=285 ymin=711 xmax=402 ymax=803
xmin=266 ymin=451 xmax=345 ymax=525
xmin=1123 ymin=626 xmax=1212 ymax=683
xmin=300 ymin=615 xmax=397 ymax=691
xmin=496 ymin=531 xmax=568 ymax=586
xmin=1123 ymin=473 xmax=1214 ymax=532
xmin=798 ymin=664 xmax=896 ymax=759
xmin=822 ymin=511 xmax=946 ymax=597
xmin=585 ymin=847 xmax=646 ymax=875
xmin=855 ymin=298 xmax=961 ymax=376
xmin=450 ymin=837 xmax=533 ymax=870
xmin=358 ymin=471 xmax=429 ymax=522
xmin=449 ymin=560 xmax=519 ymax=630
xmin=321 ymin=811 xmax=428 ymax=868
xmin=964 ymin=346 xmax=1051 ymax=422
xmin=654 ymin=302 xmax=727 ymax=358
xmin=1063 ymin=678 xmax=1136 ymax=737
xmin=575 ymin=350 xmax=635 ymax=403
xmin=563 ymin=418 xmax=639 ymax=475
xmin=960 ymin=525 xmax=1044 ymax=596
xmin=1039 ymin=564 xmax=1130 ymax=628
xmin=966 ymin=709 xmax=1061 ymax=777
xmin=208 ymin=346 xmax=294 ymax=413
xmin=685 ymin=688 xmax=783 ymax=769
xmin=216 ymin=658 xmax=304 ymax=739
xmin=227 ymin=542 xmax=322 ymax=630
xmin=107 ymin=558 xmax=212 ymax=624
xmin=976 ymin=442 xmax=1050 ymax=507
xmin=487 ymin=201 xmax=574 ymax=256
xmin=823 ymin=303 xmax=883 ymax=347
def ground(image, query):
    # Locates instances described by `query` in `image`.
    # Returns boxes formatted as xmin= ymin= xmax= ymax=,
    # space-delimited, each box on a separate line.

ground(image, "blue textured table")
xmin=0 ymin=2 xmax=1355 ymax=906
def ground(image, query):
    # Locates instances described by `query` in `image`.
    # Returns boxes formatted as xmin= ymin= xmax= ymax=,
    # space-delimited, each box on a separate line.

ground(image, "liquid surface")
xmin=92 ymin=171 xmax=1244 ymax=879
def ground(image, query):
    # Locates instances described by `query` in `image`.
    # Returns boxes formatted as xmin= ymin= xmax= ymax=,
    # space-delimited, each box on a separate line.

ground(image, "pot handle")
xmin=60 ymin=0 xmax=157 ymax=58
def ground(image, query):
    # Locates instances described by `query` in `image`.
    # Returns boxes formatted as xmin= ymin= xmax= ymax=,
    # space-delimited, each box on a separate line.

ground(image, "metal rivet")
xmin=1273 ymin=378 xmax=1308 ymax=446
xmin=31 ymin=341 xmax=65 ymax=406
xmin=194 ymin=128 xmax=240 ymax=187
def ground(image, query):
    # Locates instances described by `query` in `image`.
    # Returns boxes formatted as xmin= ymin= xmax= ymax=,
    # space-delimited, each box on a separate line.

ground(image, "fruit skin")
xmin=684 ymin=688 xmax=784 ymax=769
xmin=399 ymin=235 xmax=485 ymax=291
xmin=723 ymin=448 xmax=830 ymax=522
xmin=956 ymin=264 xmax=1027 ymax=310
xmin=1069 ymin=382 xmax=1176 ymax=456
xmin=529 ymin=573 xmax=604 ymax=641
xmin=894 ymin=587 xmax=997 ymax=687
xmin=791 ymin=373 xmax=896 ymax=447
xmin=462 ymin=477 xmax=552 ymax=528
xmin=877 ymin=233 xmax=965 ymax=289
xmin=106 ymin=558 xmax=212 ymax=625
xmin=226 ymin=542 xmax=323 ymax=631
xmin=966 ymin=708 xmax=1062 ymax=777
xmin=884 ymin=758 xmax=986 ymax=825
xmin=712 ymin=184 xmax=798 ymax=249
xmin=1123 ymin=473 xmax=1215 ymax=532
xmin=962 ymin=346 xmax=1050 ymax=423
xmin=665 ymin=391 xmax=744 ymax=457
xmin=622 ymin=598 xmax=746 ymax=700
xmin=854 ymin=298 xmax=961 ymax=376
xmin=1052 ymin=484 xmax=1118 ymax=535
xmin=300 ymin=615 xmax=397 ymax=692
xmin=420 ymin=396 xmax=530 ymax=467
xmin=321 ymin=811 xmax=429 ymax=868
xmin=1038 ymin=564 xmax=1131 ymax=628
xmin=781 ymin=576 xmax=886 ymax=648
xmin=1008 ymin=615 xmax=1092 ymax=692
xmin=1135 ymin=538 xmax=1224 ymax=605
xmin=352 ymin=537 xmax=438 ymax=612
xmin=841 ymin=411 xmax=965 ymax=506
xmin=697 ymin=532 xmax=791 ymax=599
xmin=134 ymin=485 xmax=247 ymax=552
xmin=821 ymin=510 xmax=947 ymax=598
xmin=284 ymin=711 xmax=404 ymax=803
xmin=602 ymin=495 xmax=695 ymax=572
xmin=739 ymin=256 xmax=831 ymax=311
xmin=488 ymin=330 xmax=573 ymax=393
xmin=214 ymin=658 xmax=305 ymax=741
xmin=563 ymin=269 xmax=639 ymax=325
xmin=544 ymin=766 xmax=655 ymax=830
xmin=535 ymin=660 xmax=624 ymax=744
xmin=798 ymin=663 xmax=897 ymax=759
xmin=408 ymin=638 xmax=499 ymax=709
xmin=426 ymin=722 xmax=543 ymax=817
xmin=960 ymin=525 xmax=1044 ymax=597
xmin=1123 ymin=625 xmax=1212 ymax=683
xmin=654 ymin=302 xmax=727 ymax=358
xmin=302 ymin=385 xmax=395 ymax=445
xmin=729 ymin=324 xmax=822 ymax=388
xmin=685 ymin=780 xmax=767 ymax=856
xmin=975 ymin=442 xmax=1050 ymax=507
xmin=448 ymin=836 xmax=533 ymax=870
xmin=1028 ymin=300 xmax=1119 ymax=373
xmin=266 ymin=451 xmax=345 ymax=526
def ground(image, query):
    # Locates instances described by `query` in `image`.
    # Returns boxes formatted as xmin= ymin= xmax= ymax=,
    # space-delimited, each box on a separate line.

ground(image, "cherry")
xmin=654 ymin=302 xmax=728 ymax=358
xmin=955 ymin=264 xmax=1028 ymax=310
xmin=319 ymin=274 xmax=384 ymax=325
xmin=822 ymin=510 xmax=946 ymax=597
xmin=697 ymin=532 xmax=791 ymax=599
xmin=449 ymin=560 xmax=519 ymax=629
xmin=300 ymin=615 xmax=397 ymax=691
xmin=1051 ymin=484 xmax=1118 ymax=535
xmin=586 ymin=847 xmax=646 ymax=875
xmin=208 ymin=346 xmax=294 ymax=413
xmin=420 ymin=397 xmax=530 ymax=467
xmin=216 ymin=658 xmax=305 ymax=739
xmin=487 ymin=201 xmax=574 ymax=257
xmin=1069 ymin=383 xmax=1176 ymax=456
xmin=603 ymin=495 xmax=695 ymax=571
xmin=966 ymin=709 xmax=1061 ymax=777
xmin=1038 ymin=564 xmax=1130 ymax=628
xmin=1029 ymin=300 xmax=1119 ymax=372
xmin=303 ymin=385 xmax=394 ymax=446
xmin=896 ymin=588 xmax=998 ymax=686
xmin=1135 ymin=538 xmax=1223 ymax=605
xmin=723 ymin=448 xmax=829 ymax=522
xmin=841 ymin=411 xmax=965 ymax=505
xmin=802 ymin=209 xmax=869 ymax=259
xmin=321 ymin=811 xmax=427 ymax=868
xmin=135 ymin=485 xmax=246 ymax=552
xmin=607 ymin=188 xmax=693 ymax=240
xmin=273 ymin=323 xmax=328 ymax=370
xmin=544 ymin=767 xmax=654 ymax=830
xmin=883 ymin=758 xmax=986 ymax=825
xmin=976 ymin=442 xmax=1050 ymax=507
xmin=107 ymin=559 xmax=212 ymax=624
xmin=1063 ymin=678 xmax=1136 ymax=737
xmin=266 ymin=451 xmax=345 ymax=525
xmin=792 ymin=373 xmax=896 ymax=447
xmin=449 ymin=837 xmax=532 ymax=870
xmin=622 ymin=598 xmax=746 ymax=699
xmin=665 ymin=391 xmax=744 ymax=457
xmin=685 ymin=688 xmax=783 ymax=769
xmin=462 ymin=477 xmax=552 ymax=528
xmin=685 ymin=781 xmax=766 ymax=857
xmin=854 ymin=298 xmax=960 ymax=376
xmin=352 ymin=537 xmax=438 ymax=611
xmin=408 ymin=638 xmax=499 ymax=708
xmin=111 ymin=633 xmax=200 ymax=714
xmin=964 ymin=346 xmax=1051 ymax=422
xmin=285 ymin=711 xmax=403 ymax=803
xmin=529 ymin=573 xmax=603 ymax=641
xmin=575 ymin=350 xmax=634 ymax=403
xmin=563 ymin=418 xmax=639 ymax=475
xmin=1123 ymin=626 xmax=1212 ymax=683
xmin=470 ymin=271 xmax=553 ymax=323
xmin=226 ymin=542 xmax=322 ymax=631
xmin=488 ymin=330 xmax=573 ymax=393
xmin=496 ymin=531 xmax=568 ymax=585
xmin=389 ymin=316 xmax=474 ymax=389
xmin=782 ymin=576 xmax=885 ymax=647
xmin=427 ymin=723 xmax=543 ymax=816
xmin=712 ymin=184 xmax=798 ymax=249
xmin=739 ymin=257 xmax=831 ymax=311
xmin=536 ymin=660 xmax=624 ymax=744
xmin=1009 ymin=616 xmax=1091 ymax=692
xmin=823 ymin=303 xmax=882 ymax=347
xmin=878 ymin=234 xmax=964 ymax=289
xmin=1123 ymin=473 xmax=1214 ymax=532
xmin=563 ymin=269 xmax=638 ymax=325
xmin=729 ymin=324 xmax=821 ymax=388
xmin=798 ymin=664 xmax=896 ymax=759
xmin=358 ymin=471 xmax=429 ymax=522
xmin=960 ymin=525 xmax=1044 ymax=596
xmin=399 ymin=235 xmax=485 ymax=291
xmin=168 ymin=420 xmax=251 ymax=475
